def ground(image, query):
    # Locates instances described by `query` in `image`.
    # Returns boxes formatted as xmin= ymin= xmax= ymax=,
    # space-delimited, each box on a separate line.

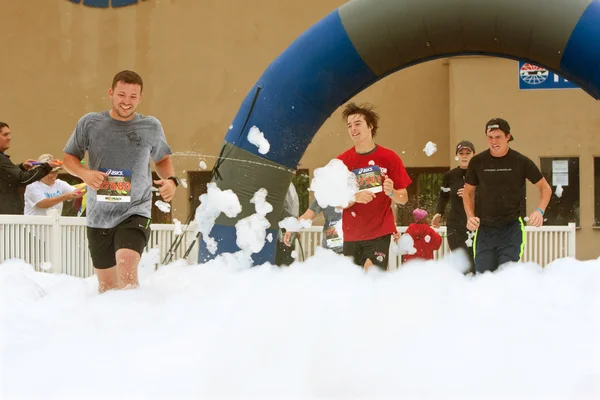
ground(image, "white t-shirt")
xmin=24 ymin=179 xmax=77 ymax=216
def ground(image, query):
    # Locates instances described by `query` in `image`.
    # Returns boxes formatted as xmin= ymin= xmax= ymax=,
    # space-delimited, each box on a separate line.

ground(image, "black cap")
xmin=456 ymin=140 xmax=475 ymax=154
xmin=485 ymin=118 xmax=513 ymax=141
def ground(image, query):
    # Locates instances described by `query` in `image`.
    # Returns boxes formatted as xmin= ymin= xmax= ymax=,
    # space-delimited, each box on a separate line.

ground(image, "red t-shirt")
xmin=337 ymin=145 xmax=412 ymax=241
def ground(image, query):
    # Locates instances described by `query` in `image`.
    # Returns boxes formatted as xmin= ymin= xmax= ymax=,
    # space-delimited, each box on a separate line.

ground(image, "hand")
xmin=82 ymin=170 xmax=108 ymax=191
xmin=46 ymin=159 xmax=62 ymax=169
xmin=383 ymin=177 xmax=394 ymax=196
xmin=457 ymin=188 xmax=464 ymax=197
xmin=431 ymin=213 xmax=442 ymax=228
xmin=466 ymin=216 xmax=480 ymax=231
xmin=528 ymin=209 xmax=544 ymax=227
xmin=392 ymin=232 xmax=400 ymax=244
xmin=22 ymin=159 xmax=37 ymax=170
xmin=63 ymin=190 xmax=85 ymax=201
xmin=154 ymin=179 xmax=176 ymax=202
xmin=283 ymin=231 xmax=296 ymax=246
xmin=355 ymin=190 xmax=376 ymax=204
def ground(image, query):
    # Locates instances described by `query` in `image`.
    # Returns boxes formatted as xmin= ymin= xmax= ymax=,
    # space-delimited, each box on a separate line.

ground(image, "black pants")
xmin=275 ymin=240 xmax=295 ymax=266
xmin=447 ymin=228 xmax=475 ymax=274
xmin=87 ymin=215 xmax=151 ymax=269
xmin=343 ymin=234 xmax=391 ymax=271
xmin=473 ymin=219 xmax=525 ymax=273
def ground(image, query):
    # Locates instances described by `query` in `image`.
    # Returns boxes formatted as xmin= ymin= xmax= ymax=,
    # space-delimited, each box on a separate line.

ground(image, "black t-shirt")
xmin=465 ymin=148 xmax=543 ymax=226
xmin=435 ymin=167 xmax=468 ymax=231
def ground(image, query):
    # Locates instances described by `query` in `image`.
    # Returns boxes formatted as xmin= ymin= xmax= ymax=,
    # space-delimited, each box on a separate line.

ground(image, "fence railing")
xmin=0 ymin=211 xmax=576 ymax=278
xmin=0 ymin=210 xmax=198 ymax=278
xmin=293 ymin=224 xmax=577 ymax=269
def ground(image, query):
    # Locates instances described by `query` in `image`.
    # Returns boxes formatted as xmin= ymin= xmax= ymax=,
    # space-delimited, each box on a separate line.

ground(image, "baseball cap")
xmin=38 ymin=153 xmax=61 ymax=172
xmin=455 ymin=140 xmax=475 ymax=154
xmin=485 ymin=118 xmax=513 ymax=141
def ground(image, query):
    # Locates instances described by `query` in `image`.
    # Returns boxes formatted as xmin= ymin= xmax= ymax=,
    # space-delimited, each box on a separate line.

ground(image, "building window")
xmin=595 ymin=157 xmax=600 ymax=227
xmin=396 ymin=167 xmax=449 ymax=226
xmin=540 ymin=157 xmax=580 ymax=227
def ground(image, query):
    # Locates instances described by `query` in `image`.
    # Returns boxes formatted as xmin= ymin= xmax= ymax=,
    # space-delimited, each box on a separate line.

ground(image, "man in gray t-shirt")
xmin=284 ymin=198 xmax=343 ymax=254
xmin=63 ymin=70 xmax=177 ymax=293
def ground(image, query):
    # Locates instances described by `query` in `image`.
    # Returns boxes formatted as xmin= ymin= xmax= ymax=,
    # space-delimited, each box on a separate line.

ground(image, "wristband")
xmin=536 ymin=207 xmax=544 ymax=215
xmin=167 ymin=176 xmax=180 ymax=187
xmin=388 ymin=189 xmax=394 ymax=197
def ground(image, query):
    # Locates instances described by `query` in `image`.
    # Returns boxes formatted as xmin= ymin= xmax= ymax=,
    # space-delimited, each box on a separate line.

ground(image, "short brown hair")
xmin=111 ymin=70 xmax=144 ymax=93
xmin=0 ymin=122 xmax=8 ymax=131
xmin=342 ymin=102 xmax=380 ymax=137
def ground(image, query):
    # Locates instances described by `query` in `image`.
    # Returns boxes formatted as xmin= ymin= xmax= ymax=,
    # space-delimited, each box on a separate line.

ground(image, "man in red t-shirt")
xmin=337 ymin=102 xmax=412 ymax=271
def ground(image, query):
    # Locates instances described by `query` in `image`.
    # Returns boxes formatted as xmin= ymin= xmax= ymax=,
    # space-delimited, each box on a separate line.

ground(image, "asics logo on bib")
xmin=357 ymin=167 xmax=374 ymax=174
xmin=105 ymin=169 xmax=124 ymax=176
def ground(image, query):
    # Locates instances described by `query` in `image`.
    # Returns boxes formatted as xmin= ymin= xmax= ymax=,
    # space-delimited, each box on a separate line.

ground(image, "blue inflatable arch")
xmin=200 ymin=0 xmax=600 ymax=264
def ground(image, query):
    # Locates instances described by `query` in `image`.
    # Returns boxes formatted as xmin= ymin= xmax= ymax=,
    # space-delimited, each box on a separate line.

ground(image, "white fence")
xmin=0 ymin=211 xmax=199 ymax=278
xmin=293 ymin=224 xmax=577 ymax=269
xmin=0 ymin=211 xmax=576 ymax=278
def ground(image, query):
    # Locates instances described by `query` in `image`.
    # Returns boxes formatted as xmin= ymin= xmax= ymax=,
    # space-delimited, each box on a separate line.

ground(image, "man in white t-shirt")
xmin=24 ymin=154 xmax=85 ymax=216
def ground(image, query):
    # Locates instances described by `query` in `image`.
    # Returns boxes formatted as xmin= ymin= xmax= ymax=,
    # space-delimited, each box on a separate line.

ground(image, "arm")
xmin=463 ymin=183 xmax=476 ymax=219
xmin=36 ymin=191 xmax=81 ymax=209
xmin=426 ymin=226 xmax=443 ymax=251
xmin=528 ymin=177 xmax=552 ymax=227
xmin=0 ymin=155 xmax=52 ymax=187
xmin=389 ymin=188 xmax=408 ymax=205
xmin=63 ymin=153 xmax=108 ymax=191
xmin=283 ymin=208 xmax=317 ymax=246
xmin=384 ymin=152 xmax=411 ymax=205
xmin=153 ymin=155 xmax=177 ymax=202
xmin=463 ymin=183 xmax=480 ymax=231
xmin=432 ymin=174 xmax=450 ymax=227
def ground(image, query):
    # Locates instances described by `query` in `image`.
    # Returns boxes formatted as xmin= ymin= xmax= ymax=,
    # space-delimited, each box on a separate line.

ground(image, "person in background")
xmin=276 ymin=182 xmax=299 ymax=266
xmin=24 ymin=154 xmax=85 ymax=216
xmin=402 ymin=208 xmax=442 ymax=263
xmin=432 ymin=140 xmax=476 ymax=272
xmin=0 ymin=122 xmax=61 ymax=214
xmin=283 ymin=198 xmax=344 ymax=254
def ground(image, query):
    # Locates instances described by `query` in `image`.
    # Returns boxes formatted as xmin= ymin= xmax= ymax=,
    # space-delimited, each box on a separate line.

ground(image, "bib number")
xmin=325 ymin=220 xmax=343 ymax=250
xmin=97 ymin=168 xmax=132 ymax=202
xmin=353 ymin=165 xmax=383 ymax=193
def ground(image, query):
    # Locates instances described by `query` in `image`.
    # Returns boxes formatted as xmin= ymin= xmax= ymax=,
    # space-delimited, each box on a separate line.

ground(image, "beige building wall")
xmin=2 ymin=1 xmax=598 ymax=259
xmin=449 ymin=57 xmax=600 ymax=260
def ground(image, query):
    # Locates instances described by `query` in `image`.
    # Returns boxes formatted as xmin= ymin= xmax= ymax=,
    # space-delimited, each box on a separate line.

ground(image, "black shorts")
xmin=343 ymin=234 xmax=392 ymax=271
xmin=87 ymin=215 xmax=152 ymax=269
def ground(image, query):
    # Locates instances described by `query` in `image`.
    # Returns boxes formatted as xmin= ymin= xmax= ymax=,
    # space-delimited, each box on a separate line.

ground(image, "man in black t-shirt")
xmin=463 ymin=118 xmax=552 ymax=273
xmin=432 ymin=140 xmax=476 ymax=273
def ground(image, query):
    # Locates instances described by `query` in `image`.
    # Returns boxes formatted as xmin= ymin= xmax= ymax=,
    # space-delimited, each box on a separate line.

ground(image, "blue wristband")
xmin=388 ymin=189 xmax=394 ymax=197
xmin=536 ymin=207 xmax=544 ymax=215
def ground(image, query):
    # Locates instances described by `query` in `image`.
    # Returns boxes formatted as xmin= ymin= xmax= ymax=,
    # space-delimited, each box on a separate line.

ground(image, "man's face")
xmin=346 ymin=114 xmax=372 ymax=144
xmin=108 ymin=81 xmax=142 ymax=121
xmin=457 ymin=148 xmax=474 ymax=168
xmin=487 ymin=129 xmax=510 ymax=156
xmin=0 ymin=126 xmax=11 ymax=153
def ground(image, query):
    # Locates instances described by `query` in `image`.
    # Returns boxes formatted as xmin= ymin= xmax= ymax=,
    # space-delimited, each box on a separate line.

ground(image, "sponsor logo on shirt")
xmin=105 ymin=169 xmax=125 ymax=176
xmin=483 ymin=168 xmax=512 ymax=172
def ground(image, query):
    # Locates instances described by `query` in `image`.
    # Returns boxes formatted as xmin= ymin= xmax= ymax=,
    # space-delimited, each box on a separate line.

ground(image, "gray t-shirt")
xmin=309 ymin=199 xmax=343 ymax=252
xmin=64 ymin=111 xmax=172 ymax=228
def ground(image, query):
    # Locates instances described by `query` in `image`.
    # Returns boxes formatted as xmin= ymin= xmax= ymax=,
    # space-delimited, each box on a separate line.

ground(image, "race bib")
xmin=325 ymin=220 xmax=343 ymax=250
xmin=353 ymin=165 xmax=383 ymax=193
xmin=97 ymin=168 xmax=132 ymax=202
